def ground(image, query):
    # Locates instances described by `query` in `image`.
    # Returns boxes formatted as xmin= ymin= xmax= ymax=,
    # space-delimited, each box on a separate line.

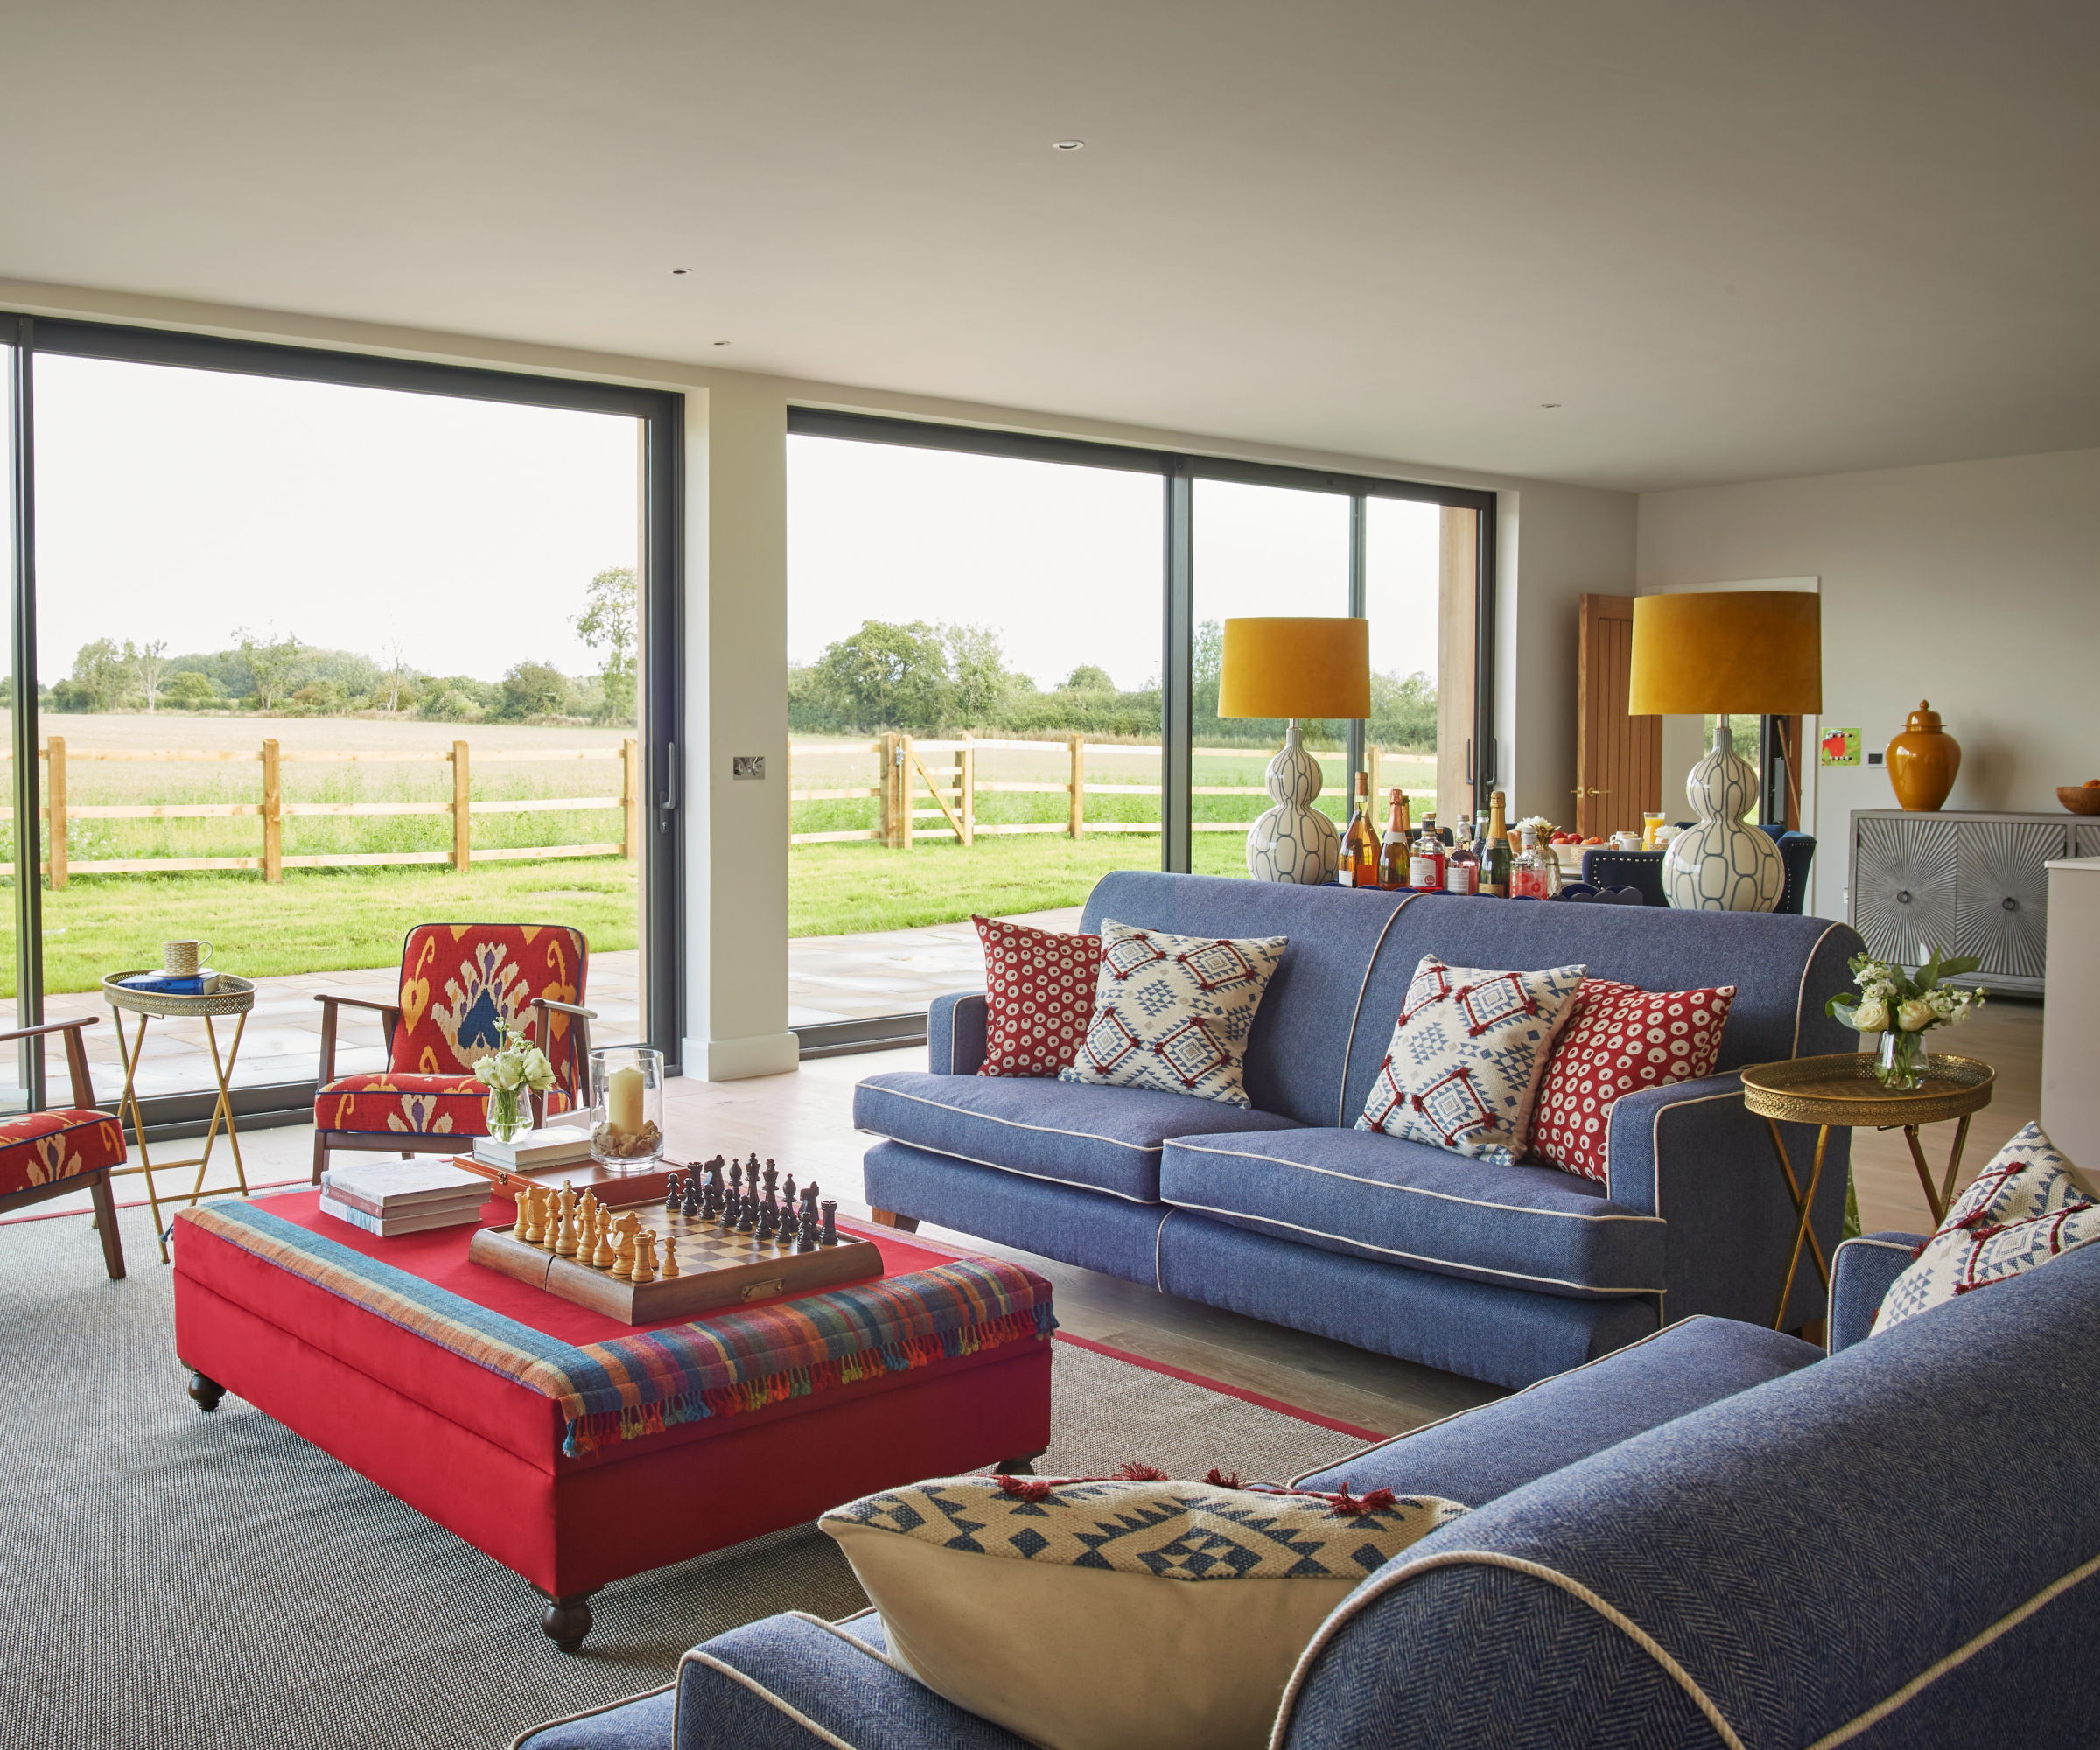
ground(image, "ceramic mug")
xmin=164 ymin=939 xmax=213 ymax=976
xmin=1611 ymin=832 xmax=1642 ymax=851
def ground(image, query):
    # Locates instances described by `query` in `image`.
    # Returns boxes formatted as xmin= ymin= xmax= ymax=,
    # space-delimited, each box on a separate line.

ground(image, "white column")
xmin=681 ymin=379 xmax=798 ymax=1081
xmin=2042 ymin=858 xmax=2100 ymax=1167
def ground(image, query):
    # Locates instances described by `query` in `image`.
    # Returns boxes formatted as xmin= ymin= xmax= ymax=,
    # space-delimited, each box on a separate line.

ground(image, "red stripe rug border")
xmin=1052 ymin=1330 xmax=1386 ymax=1441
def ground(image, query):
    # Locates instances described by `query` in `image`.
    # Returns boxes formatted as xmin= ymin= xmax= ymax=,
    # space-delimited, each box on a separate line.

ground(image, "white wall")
xmin=3 ymin=278 xmax=1634 ymax=1076
xmin=1637 ymin=447 xmax=2100 ymax=920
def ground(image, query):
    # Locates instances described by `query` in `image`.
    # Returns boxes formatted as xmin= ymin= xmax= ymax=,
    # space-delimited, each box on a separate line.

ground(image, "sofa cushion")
xmin=1158 ymin=1125 xmax=1665 ymax=1298
xmin=1291 ymin=1314 xmax=1823 ymax=1507
xmin=856 ymin=1072 xmax=1302 ymax=1203
xmin=976 ymin=914 xmax=1101 ymax=1078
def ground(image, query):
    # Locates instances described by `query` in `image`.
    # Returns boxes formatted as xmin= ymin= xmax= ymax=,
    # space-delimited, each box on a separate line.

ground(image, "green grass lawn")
xmin=23 ymin=862 xmax=638 ymax=997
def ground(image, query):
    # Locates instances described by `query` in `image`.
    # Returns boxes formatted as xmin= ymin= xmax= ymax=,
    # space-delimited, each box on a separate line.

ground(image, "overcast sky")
xmin=26 ymin=356 xmax=1444 ymax=695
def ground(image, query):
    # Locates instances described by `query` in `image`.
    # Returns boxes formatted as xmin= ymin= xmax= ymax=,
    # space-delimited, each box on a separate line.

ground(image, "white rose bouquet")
xmin=475 ymin=1024 xmax=556 ymax=1141
xmin=1825 ymin=948 xmax=1984 ymax=1088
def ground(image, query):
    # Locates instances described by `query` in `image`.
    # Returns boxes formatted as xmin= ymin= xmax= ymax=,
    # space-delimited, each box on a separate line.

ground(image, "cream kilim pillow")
xmin=822 ymin=1471 xmax=1465 ymax=1750
xmin=1056 ymin=918 xmax=1289 ymax=1109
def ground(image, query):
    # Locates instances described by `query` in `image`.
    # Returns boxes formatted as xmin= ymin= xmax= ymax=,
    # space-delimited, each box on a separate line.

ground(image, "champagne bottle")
xmin=1340 ymin=771 xmax=1380 ymax=888
xmin=1482 ymin=791 xmax=1513 ymax=897
xmin=1378 ymin=788 xmax=1412 ymax=888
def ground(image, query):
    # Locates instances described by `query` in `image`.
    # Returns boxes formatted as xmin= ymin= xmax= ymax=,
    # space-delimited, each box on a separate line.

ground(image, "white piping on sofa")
xmin=1334 ymin=893 xmax=1422 ymax=1127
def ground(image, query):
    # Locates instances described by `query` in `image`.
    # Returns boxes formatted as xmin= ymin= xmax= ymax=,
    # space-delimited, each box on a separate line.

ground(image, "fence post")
xmin=261 ymin=737 xmax=283 ymax=881
xmin=45 ymin=735 xmax=66 ymax=889
xmin=878 ymin=732 xmax=897 ymax=846
xmin=958 ymin=732 xmax=975 ymax=847
xmin=1068 ymin=734 xmax=1085 ymax=840
xmin=452 ymin=739 xmax=472 ymax=872
xmin=899 ymin=735 xmax=915 ymax=850
xmin=621 ymin=736 xmax=640 ymax=858
xmin=1367 ymin=743 xmax=1381 ymax=815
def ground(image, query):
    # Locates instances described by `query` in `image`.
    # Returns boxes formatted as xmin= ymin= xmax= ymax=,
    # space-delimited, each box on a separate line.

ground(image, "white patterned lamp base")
xmin=1246 ymin=720 xmax=1340 ymax=885
xmin=1664 ymin=716 xmax=1783 ymax=912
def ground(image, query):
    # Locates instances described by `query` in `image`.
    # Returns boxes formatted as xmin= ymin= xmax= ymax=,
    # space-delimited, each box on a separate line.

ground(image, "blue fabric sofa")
xmin=856 ymin=871 xmax=1860 ymax=1387
xmin=514 ymin=1233 xmax=2100 ymax=1748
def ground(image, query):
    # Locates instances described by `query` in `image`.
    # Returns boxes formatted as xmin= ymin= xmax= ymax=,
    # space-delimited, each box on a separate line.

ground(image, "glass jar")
xmin=1876 ymin=1029 xmax=1928 ymax=1090
xmin=1511 ymin=830 xmax=1552 ymax=900
xmin=590 ymin=1046 xmax=666 ymax=1171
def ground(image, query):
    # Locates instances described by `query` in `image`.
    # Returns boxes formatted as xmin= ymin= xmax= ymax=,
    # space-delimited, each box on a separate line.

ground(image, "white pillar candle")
xmin=607 ymin=1065 xmax=645 ymax=1137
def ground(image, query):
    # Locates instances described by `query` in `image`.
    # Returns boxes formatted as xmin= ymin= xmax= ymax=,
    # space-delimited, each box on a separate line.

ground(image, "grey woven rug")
xmin=0 ymin=1201 xmax=1370 ymax=1750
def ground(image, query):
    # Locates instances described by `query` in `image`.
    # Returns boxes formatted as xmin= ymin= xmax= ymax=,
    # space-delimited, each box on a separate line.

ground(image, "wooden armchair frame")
xmin=310 ymin=993 xmax=598 ymax=1184
xmin=0 ymin=1015 xmax=125 ymax=1279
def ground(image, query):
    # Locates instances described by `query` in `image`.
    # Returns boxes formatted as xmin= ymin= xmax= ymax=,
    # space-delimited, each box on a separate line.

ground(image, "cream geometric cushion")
xmin=821 ymin=1472 xmax=1464 ymax=1750
xmin=1057 ymin=918 xmax=1289 ymax=1109
xmin=1356 ymin=955 xmax=1587 ymax=1165
xmin=1876 ymin=1122 xmax=2100 ymax=1335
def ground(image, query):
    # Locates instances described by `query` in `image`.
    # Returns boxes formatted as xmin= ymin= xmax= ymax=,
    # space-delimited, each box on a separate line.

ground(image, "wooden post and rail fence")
xmin=788 ymin=733 xmax=1416 ymax=849
xmin=28 ymin=734 xmax=641 ymax=887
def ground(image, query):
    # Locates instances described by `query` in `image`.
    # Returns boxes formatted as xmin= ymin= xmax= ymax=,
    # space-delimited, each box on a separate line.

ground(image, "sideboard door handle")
xmin=2002 ymin=895 xmax=2019 ymax=910
xmin=1895 ymin=889 xmax=1912 ymax=904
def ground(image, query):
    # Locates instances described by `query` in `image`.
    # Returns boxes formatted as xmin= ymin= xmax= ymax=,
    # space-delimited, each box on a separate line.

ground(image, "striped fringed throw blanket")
xmin=178 ymin=1201 xmax=1056 ymax=1456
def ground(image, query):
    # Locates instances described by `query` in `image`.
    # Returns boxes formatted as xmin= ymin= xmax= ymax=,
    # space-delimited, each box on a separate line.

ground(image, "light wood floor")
xmin=662 ymin=998 xmax=2044 ymax=1441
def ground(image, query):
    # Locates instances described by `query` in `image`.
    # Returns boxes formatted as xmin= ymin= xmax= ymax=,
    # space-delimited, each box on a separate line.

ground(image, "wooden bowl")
xmin=2057 ymin=786 xmax=2100 ymax=816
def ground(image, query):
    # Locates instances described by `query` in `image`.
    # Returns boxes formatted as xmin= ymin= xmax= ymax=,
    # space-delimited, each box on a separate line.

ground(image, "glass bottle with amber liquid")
xmin=1377 ymin=788 xmax=1411 ymax=888
xmin=1340 ymin=772 xmax=1380 ymax=888
xmin=1481 ymin=790 xmax=1513 ymax=897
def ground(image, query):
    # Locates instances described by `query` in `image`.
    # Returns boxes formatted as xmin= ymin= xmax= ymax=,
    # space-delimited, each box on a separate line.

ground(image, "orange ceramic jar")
xmin=1886 ymin=700 xmax=1961 ymax=812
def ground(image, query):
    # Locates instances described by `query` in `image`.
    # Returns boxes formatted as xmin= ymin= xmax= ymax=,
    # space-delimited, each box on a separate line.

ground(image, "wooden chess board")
xmin=469 ymin=1200 xmax=885 ymax=1324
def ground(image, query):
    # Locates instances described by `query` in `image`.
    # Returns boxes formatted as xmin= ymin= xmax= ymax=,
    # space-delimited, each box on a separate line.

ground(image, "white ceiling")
xmin=4 ymin=1 xmax=2096 ymax=492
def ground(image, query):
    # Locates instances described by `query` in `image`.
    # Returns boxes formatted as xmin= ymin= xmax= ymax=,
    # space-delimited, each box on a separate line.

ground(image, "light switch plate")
xmin=732 ymin=756 xmax=765 ymax=780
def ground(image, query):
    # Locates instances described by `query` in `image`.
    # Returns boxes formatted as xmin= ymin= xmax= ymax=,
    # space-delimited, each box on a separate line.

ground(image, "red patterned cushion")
xmin=390 ymin=924 xmax=589 ymax=1098
xmin=1530 ymin=979 xmax=1737 ymax=1184
xmin=0 ymin=1109 xmax=126 ymax=1196
xmin=976 ymin=915 xmax=1103 ymax=1079
xmin=316 ymin=1073 xmax=574 ymax=1137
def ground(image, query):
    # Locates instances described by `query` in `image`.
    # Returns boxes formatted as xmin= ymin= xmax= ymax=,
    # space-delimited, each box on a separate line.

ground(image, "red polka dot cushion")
xmin=1530 ymin=978 xmax=1737 ymax=1185
xmin=975 ymin=915 xmax=1103 ymax=1079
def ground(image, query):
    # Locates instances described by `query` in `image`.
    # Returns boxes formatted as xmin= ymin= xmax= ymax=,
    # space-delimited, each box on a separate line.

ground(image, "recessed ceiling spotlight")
xmin=670 ymin=268 xmax=690 ymax=275
xmin=1052 ymin=139 xmax=1085 ymax=151
xmin=713 ymin=340 xmax=730 ymax=346
xmin=1540 ymin=402 xmax=1562 ymax=409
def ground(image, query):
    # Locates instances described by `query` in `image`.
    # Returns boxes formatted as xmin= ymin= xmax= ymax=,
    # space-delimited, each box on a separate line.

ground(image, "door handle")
xmin=658 ymin=742 xmax=678 ymax=828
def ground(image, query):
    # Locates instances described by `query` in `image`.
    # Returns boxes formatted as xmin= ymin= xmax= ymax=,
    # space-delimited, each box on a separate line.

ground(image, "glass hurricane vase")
xmin=485 ymin=1087 xmax=530 ymax=1144
xmin=1876 ymin=1028 xmax=1929 ymax=1090
xmin=590 ymin=1046 xmax=666 ymax=1172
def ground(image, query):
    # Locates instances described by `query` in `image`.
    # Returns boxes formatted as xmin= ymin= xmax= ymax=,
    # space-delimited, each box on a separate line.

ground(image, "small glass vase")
xmin=485 ymin=1087 xmax=530 ymax=1144
xmin=1876 ymin=1029 xmax=1929 ymax=1090
xmin=590 ymin=1046 xmax=666 ymax=1172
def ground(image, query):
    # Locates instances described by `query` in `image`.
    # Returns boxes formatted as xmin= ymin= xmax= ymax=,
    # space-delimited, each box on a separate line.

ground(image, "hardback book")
xmin=321 ymin=1159 xmax=492 ymax=1215
xmin=472 ymin=1127 xmax=596 ymax=1170
xmin=318 ymin=1194 xmax=488 ymax=1237
xmin=119 ymin=970 xmax=221 ymax=996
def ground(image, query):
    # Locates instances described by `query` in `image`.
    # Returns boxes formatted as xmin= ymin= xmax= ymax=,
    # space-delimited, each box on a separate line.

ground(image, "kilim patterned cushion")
xmin=822 ymin=1472 xmax=1464 ymax=1750
xmin=1877 ymin=1122 xmax=2100 ymax=1335
xmin=1057 ymin=918 xmax=1289 ymax=1109
xmin=1356 ymin=954 xmax=1586 ymax=1166
xmin=974 ymin=915 xmax=1102 ymax=1078
xmin=1529 ymin=978 xmax=1736 ymax=1184
xmin=0 ymin=1108 xmax=126 ymax=1197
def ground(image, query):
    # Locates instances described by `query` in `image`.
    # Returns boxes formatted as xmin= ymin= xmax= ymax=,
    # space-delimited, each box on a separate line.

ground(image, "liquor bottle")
xmin=1409 ymin=816 xmax=1446 ymax=891
xmin=1340 ymin=771 xmax=1380 ymax=888
xmin=1378 ymin=788 xmax=1412 ymax=888
xmin=1511 ymin=828 xmax=1551 ymax=900
xmin=1481 ymin=791 xmax=1513 ymax=897
xmin=1444 ymin=835 xmax=1480 ymax=894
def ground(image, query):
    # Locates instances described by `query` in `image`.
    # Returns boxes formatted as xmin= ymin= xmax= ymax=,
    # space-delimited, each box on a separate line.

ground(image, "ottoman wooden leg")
xmin=187 ymin=1369 xmax=227 ymax=1411
xmin=536 ymin=1588 xmax=598 ymax=1653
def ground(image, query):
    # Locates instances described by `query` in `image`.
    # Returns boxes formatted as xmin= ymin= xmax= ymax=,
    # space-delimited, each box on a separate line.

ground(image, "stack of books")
xmin=472 ymin=1127 xmax=595 ymax=1170
xmin=319 ymin=1161 xmax=492 ymax=1237
xmin=118 ymin=969 xmax=222 ymax=996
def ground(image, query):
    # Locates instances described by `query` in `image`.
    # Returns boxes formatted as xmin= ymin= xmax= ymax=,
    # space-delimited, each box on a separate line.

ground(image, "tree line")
xmin=789 ymin=619 xmax=1438 ymax=749
xmin=36 ymin=567 xmax=639 ymax=727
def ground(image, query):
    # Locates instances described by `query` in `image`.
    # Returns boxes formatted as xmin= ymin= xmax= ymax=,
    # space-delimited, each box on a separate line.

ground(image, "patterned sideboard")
xmin=1847 ymin=809 xmax=2090 ymax=997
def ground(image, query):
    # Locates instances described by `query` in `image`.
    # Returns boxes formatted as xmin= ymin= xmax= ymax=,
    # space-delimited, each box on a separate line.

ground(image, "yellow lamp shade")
xmin=1628 ymin=592 xmax=1823 ymax=716
xmin=1217 ymin=618 xmax=1371 ymax=720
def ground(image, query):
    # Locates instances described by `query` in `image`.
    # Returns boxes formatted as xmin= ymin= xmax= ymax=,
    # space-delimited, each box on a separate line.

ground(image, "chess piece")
xmin=518 ymin=1185 xmax=542 ymax=1245
xmin=797 ymin=1183 xmax=819 ymax=1254
xmin=512 ymin=1186 xmax=532 ymax=1238
xmin=737 ymin=1166 xmax=759 ymax=1233
xmin=781 ymin=1172 xmax=797 ymax=1221
xmin=612 ymin=1215 xmax=638 ymax=1281
xmin=727 ymin=1158 xmax=745 ymax=1227
xmin=662 ymin=1236 xmax=681 ymax=1278
xmin=555 ymin=1187 xmax=579 ymax=1257
xmin=682 ymin=1172 xmax=702 ymax=1219
xmin=756 ymin=1176 xmax=779 ymax=1242
xmin=665 ymin=1177 xmax=681 ymax=1211
xmin=592 ymin=1208 xmax=616 ymax=1270
xmin=632 ymin=1229 xmax=657 ymax=1285
xmin=704 ymin=1158 xmax=724 ymax=1221
xmin=820 ymin=1199 xmax=839 ymax=1247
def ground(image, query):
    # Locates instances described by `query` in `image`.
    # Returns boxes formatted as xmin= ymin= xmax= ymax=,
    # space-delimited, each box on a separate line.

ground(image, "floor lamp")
xmin=1628 ymin=592 xmax=1822 ymax=912
xmin=1218 ymin=617 xmax=1370 ymax=885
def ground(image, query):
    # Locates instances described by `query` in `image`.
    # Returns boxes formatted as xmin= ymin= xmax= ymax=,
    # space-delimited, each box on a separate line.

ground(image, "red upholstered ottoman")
xmin=172 ymin=1192 xmax=1054 ymax=1648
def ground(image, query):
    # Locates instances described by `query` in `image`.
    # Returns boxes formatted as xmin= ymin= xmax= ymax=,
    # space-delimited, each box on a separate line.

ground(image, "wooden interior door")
xmin=1576 ymin=594 xmax=1662 ymax=839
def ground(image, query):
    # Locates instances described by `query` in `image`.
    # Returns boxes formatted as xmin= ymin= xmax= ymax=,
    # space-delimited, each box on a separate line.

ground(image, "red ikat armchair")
xmin=0 ymin=1015 xmax=127 ymax=1279
xmin=311 ymin=923 xmax=596 ymax=1183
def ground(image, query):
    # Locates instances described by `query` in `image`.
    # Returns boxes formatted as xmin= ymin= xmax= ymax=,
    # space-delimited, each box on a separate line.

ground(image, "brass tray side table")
xmin=1739 ymin=1052 xmax=1995 ymax=1330
xmin=102 ymin=972 xmax=258 ymax=1262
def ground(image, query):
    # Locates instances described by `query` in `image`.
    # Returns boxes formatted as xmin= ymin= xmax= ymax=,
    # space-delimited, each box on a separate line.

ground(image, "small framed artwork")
xmin=1818 ymin=727 xmax=1862 ymax=766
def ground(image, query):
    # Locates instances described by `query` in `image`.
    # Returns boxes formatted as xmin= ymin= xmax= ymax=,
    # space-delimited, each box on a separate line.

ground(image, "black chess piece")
xmin=682 ymin=1172 xmax=702 ymax=1219
xmin=727 ymin=1158 xmax=746 ymax=1230
xmin=665 ymin=1176 xmax=682 ymax=1211
xmin=756 ymin=1182 xmax=780 ymax=1243
xmin=820 ymin=1199 xmax=839 ymax=1248
xmin=704 ymin=1158 xmax=724 ymax=1222
xmin=797 ymin=1183 xmax=820 ymax=1253
xmin=737 ymin=1165 xmax=759 ymax=1235
xmin=780 ymin=1172 xmax=797 ymax=1220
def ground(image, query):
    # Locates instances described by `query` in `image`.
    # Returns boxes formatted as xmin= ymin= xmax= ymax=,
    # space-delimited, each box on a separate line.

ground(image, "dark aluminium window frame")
xmin=3 ymin=314 xmax=685 ymax=1134
xmin=785 ymin=408 xmax=1499 ymax=1049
